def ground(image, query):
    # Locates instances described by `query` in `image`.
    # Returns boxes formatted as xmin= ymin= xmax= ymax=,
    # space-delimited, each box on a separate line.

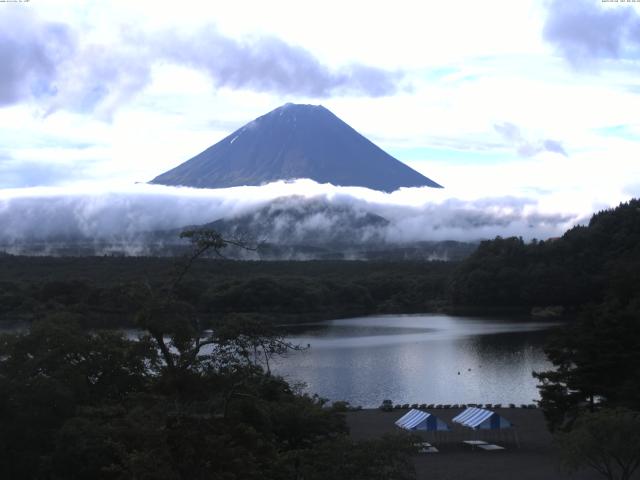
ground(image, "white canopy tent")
xmin=452 ymin=407 xmax=519 ymax=448
xmin=452 ymin=407 xmax=512 ymax=430
xmin=395 ymin=409 xmax=450 ymax=432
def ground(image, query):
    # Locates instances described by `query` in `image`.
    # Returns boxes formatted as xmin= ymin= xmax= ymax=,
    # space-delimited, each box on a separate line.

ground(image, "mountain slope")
xmin=450 ymin=198 xmax=640 ymax=309
xmin=150 ymin=103 xmax=442 ymax=192
xmin=192 ymin=197 xmax=390 ymax=246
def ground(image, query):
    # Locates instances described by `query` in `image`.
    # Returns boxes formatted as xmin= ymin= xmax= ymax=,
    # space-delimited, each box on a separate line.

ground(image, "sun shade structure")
xmin=395 ymin=409 xmax=450 ymax=431
xmin=452 ymin=407 xmax=512 ymax=430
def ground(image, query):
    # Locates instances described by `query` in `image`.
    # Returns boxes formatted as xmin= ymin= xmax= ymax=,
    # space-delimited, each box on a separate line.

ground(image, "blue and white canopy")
xmin=452 ymin=407 xmax=512 ymax=430
xmin=395 ymin=409 xmax=450 ymax=431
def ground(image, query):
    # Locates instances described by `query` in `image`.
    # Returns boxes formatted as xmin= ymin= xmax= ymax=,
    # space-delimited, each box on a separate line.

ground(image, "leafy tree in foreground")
xmin=291 ymin=434 xmax=417 ymax=480
xmin=533 ymin=301 xmax=640 ymax=431
xmin=132 ymin=230 xmax=300 ymax=377
xmin=0 ymin=229 xmax=416 ymax=479
xmin=556 ymin=408 xmax=640 ymax=480
xmin=0 ymin=316 xmax=159 ymax=479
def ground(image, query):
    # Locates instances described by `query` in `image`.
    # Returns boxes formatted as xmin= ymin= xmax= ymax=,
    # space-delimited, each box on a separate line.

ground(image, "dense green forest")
xmin=450 ymin=199 xmax=640 ymax=310
xmin=0 ymin=256 xmax=453 ymax=328
xmin=450 ymin=199 xmax=640 ymax=434
xmin=0 ymin=231 xmax=418 ymax=479
xmin=1 ymin=199 xmax=640 ymax=478
xmin=2 ymin=199 xmax=638 ymax=330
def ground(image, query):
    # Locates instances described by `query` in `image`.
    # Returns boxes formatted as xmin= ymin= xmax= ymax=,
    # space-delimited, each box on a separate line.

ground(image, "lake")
xmin=270 ymin=314 xmax=559 ymax=408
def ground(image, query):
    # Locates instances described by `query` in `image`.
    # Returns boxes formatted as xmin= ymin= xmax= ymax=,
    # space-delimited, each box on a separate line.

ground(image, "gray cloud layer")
xmin=0 ymin=183 xmax=580 ymax=254
xmin=544 ymin=0 xmax=640 ymax=66
xmin=494 ymin=122 xmax=568 ymax=157
xmin=0 ymin=10 xmax=74 ymax=107
xmin=0 ymin=11 xmax=404 ymax=117
xmin=161 ymin=28 xmax=403 ymax=98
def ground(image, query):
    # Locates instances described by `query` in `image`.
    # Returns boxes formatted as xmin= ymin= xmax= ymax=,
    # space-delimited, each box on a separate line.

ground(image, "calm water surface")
xmin=270 ymin=314 xmax=559 ymax=408
xmin=1 ymin=314 xmax=557 ymax=408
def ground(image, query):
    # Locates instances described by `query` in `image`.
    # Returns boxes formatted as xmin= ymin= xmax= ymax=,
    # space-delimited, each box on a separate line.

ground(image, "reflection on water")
xmin=271 ymin=314 xmax=559 ymax=408
xmin=0 ymin=314 xmax=557 ymax=408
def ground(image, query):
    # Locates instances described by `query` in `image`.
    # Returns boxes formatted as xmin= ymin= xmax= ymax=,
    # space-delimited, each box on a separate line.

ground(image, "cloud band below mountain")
xmin=0 ymin=181 xmax=582 ymax=255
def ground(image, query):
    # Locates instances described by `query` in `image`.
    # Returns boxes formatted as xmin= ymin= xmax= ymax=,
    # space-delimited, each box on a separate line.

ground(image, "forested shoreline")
xmin=2 ymin=199 xmax=639 ymax=328
xmin=0 ymin=256 xmax=455 ymax=328
xmin=447 ymin=199 xmax=640 ymax=477
xmin=1 ymin=199 xmax=639 ymax=478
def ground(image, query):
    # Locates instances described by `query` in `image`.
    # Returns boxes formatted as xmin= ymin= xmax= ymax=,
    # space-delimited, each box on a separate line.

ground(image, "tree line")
xmin=0 ymin=231 xmax=418 ymax=479
xmin=2 ymin=199 xmax=640 ymax=478
xmin=450 ymin=199 xmax=640 ymax=480
xmin=0 ymin=257 xmax=452 ymax=328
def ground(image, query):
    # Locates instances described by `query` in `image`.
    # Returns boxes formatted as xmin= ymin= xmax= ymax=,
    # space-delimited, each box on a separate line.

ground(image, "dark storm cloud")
xmin=543 ymin=0 xmax=640 ymax=65
xmin=494 ymin=122 xmax=568 ymax=157
xmin=0 ymin=12 xmax=404 ymax=116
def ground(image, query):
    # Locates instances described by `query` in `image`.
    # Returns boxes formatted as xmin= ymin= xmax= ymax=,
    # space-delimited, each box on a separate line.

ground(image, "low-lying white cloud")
xmin=0 ymin=180 xmax=594 ymax=252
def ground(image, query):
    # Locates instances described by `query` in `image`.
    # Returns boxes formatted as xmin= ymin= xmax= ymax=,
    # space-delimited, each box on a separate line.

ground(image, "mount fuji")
xmin=151 ymin=103 xmax=442 ymax=192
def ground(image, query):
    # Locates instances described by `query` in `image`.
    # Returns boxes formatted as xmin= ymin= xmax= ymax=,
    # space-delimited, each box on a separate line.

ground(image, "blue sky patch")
xmin=389 ymin=146 xmax=514 ymax=165
xmin=595 ymin=125 xmax=639 ymax=141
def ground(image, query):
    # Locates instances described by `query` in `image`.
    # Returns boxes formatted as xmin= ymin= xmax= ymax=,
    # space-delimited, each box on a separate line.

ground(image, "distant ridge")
xmin=150 ymin=103 xmax=442 ymax=192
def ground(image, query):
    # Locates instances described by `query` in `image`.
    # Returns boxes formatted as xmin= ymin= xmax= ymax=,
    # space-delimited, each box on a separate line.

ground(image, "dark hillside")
xmin=450 ymin=199 xmax=640 ymax=311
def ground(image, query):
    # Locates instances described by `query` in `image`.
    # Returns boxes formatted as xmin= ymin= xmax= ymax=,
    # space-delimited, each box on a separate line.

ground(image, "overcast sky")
xmin=1 ymin=0 xmax=640 ymax=241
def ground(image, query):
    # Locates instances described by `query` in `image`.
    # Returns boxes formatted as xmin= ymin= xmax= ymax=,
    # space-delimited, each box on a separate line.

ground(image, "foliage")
xmin=556 ymin=408 xmax=640 ymax=480
xmin=0 ymin=230 xmax=415 ymax=479
xmin=0 ymin=321 xmax=329 ymax=478
xmin=450 ymin=199 xmax=640 ymax=310
xmin=0 ymin=316 xmax=159 ymax=479
xmin=534 ymin=301 xmax=640 ymax=431
xmin=290 ymin=434 xmax=417 ymax=480
xmin=445 ymin=200 xmax=640 ymax=440
xmin=0 ymin=256 xmax=454 ymax=328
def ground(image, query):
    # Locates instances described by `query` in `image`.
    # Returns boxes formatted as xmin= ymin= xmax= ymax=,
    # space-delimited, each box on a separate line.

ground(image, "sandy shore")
xmin=346 ymin=408 xmax=609 ymax=480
